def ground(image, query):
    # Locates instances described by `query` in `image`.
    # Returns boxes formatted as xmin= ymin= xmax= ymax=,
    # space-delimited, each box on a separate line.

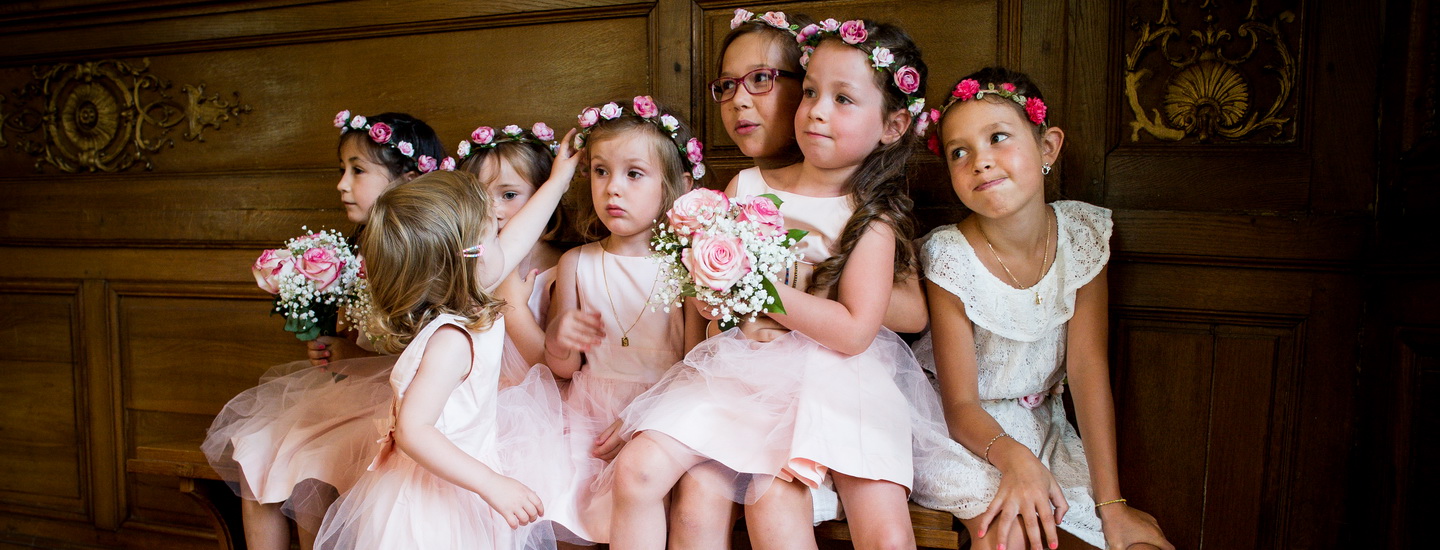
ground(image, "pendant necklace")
xmin=600 ymin=247 xmax=659 ymax=346
xmin=976 ymin=212 xmax=1052 ymax=305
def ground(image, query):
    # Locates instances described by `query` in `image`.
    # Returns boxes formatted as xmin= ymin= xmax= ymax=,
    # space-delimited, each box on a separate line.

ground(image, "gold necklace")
xmin=600 ymin=246 xmax=659 ymax=347
xmin=975 ymin=211 xmax=1052 ymax=305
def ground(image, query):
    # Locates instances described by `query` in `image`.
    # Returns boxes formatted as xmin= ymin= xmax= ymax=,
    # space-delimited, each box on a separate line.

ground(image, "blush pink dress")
xmin=617 ymin=167 xmax=946 ymax=508
xmin=549 ymin=242 xmax=685 ymax=543
xmin=204 ymin=269 xmax=559 ymax=532
xmin=314 ymin=313 xmax=567 ymax=550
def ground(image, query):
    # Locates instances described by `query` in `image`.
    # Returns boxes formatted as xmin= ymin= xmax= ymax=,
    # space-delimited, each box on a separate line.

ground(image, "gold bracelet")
xmin=1094 ymin=498 xmax=1128 ymax=508
xmin=983 ymin=432 xmax=1014 ymax=464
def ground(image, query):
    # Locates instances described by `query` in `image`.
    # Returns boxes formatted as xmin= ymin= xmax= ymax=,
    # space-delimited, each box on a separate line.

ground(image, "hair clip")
xmin=460 ymin=244 xmax=485 ymax=258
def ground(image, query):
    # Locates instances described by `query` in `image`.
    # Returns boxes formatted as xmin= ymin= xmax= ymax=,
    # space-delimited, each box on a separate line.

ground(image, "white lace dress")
xmin=910 ymin=201 xmax=1111 ymax=548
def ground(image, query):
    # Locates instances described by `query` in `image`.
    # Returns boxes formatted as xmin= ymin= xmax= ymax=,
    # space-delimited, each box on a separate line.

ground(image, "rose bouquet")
xmin=251 ymin=227 xmax=370 ymax=341
xmin=651 ymin=189 xmax=807 ymax=328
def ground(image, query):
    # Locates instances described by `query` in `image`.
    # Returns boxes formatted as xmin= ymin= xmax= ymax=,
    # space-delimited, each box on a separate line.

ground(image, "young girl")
xmin=609 ymin=20 xmax=946 ymax=549
xmin=909 ymin=67 xmax=1173 ymax=550
xmin=315 ymin=135 xmax=581 ymax=548
xmin=539 ymin=97 xmax=707 ymax=544
xmin=204 ymin=111 xmax=447 ymax=550
xmin=456 ymin=123 xmax=568 ymax=385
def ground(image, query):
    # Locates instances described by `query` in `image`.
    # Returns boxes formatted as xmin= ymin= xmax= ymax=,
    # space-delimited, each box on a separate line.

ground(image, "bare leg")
xmin=831 ymin=473 xmax=913 ymax=550
xmin=241 ymin=500 xmax=291 ymax=550
xmin=668 ymin=472 xmax=739 ymax=550
xmin=960 ymin=515 xmax=1027 ymax=550
xmin=743 ymin=478 xmax=816 ymax=550
xmin=612 ymin=433 xmax=704 ymax=550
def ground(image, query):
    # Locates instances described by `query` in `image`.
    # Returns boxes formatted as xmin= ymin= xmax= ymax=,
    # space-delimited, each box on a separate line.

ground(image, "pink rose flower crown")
xmin=651 ymin=189 xmax=808 ymax=328
xmin=455 ymin=122 xmax=560 ymax=161
xmin=334 ymin=109 xmax=454 ymax=174
xmin=250 ymin=227 xmax=371 ymax=342
xmin=730 ymin=8 xmax=801 ymax=35
xmin=573 ymin=96 xmax=708 ymax=181
xmin=922 ymin=78 xmax=1049 ymax=156
xmin=795 ymin=18 xmax=929 ymax=137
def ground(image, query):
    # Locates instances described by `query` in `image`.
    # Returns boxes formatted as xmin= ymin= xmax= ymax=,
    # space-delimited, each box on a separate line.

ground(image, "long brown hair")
xmin=809 ymin=21 xmax=926 ymax=292
xmin=360 ymin=170 xmax=503 ymax=354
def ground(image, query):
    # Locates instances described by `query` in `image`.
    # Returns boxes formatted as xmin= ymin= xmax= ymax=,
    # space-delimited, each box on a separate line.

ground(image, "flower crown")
xmin=943 ymin=79 xmax=1048 ymax=127
xmin=333 ymin=110 xmax=454 ymax=173
xmin=574 ymin=96 xmax=707 ymax=181
xmin=457 ymin=123 xmax=559 ymax=161
xmin=730 ymin=8 xmax=799 ymax=35
xmin=795 ymin=19 xmax=928 ymax=137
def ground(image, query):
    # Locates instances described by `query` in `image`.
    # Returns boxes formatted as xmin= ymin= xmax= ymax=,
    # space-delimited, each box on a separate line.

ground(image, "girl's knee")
xmin=612 ymin=435 xmax=678 ymax=498
xmin=867 ymin=524 xmax=915 ymax=550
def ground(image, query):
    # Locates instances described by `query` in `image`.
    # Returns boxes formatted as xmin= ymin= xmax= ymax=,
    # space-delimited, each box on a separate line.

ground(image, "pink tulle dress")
xmin=315 ymin=314 xmax=567 ymax=550
xmin=548 ymin=242 xmax=685 ymax=543
xmin=616 ymin=167 xmax=947 ymax=509
xmin=203 ymin=270 xmax=558 ymax=531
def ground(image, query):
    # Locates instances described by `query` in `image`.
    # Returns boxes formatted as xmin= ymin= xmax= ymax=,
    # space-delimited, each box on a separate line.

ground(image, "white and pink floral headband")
xmin=333 ymin=110 xmax=454 ymax=173
xmin=795 ymin=19 xmax=928 ymax=137
xmin=925 ymin=79 xmax=1049 ymax=155
xmin=574 ymin=96 xmax=707 ymax=181
xmin=730 ymin=8 xmax=800 ymax=35
xmin=457 ymin=123 xmax=559 ymax=161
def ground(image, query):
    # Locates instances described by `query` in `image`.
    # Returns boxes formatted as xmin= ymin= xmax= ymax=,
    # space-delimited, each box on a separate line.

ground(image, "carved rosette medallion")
xmin=0 ymin=58 xmax=251 ymax=172
xmin=1125 ymin=0 xmax=1299 ymax=143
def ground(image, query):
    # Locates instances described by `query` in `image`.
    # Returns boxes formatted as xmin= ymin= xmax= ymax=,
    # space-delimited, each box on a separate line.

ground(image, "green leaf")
xmin=761 ymin=277 xmax=787 ymax=315
xmin=784 ymin=228 xmax=809 ymax=246
xmin=757 ymin=193 xmax=783 ymax=208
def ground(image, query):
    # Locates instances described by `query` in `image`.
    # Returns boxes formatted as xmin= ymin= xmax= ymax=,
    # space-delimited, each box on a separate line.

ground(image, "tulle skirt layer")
xmin=551 ymin=369 xmax=657 ymax=543
xmin=202 ymin=356 xmax=395 ymax=531
xmin=614 ymin=328 xmax=949 ymax=505
xmin=315 ymin=365 xmax=567 ymax=550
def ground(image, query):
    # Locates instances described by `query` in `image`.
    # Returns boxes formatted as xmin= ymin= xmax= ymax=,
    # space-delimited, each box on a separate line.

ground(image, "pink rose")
xmin=439 ymin=156 xmax=456 ymax=171
xmin=502 ymin=124 xmax=523 ymax=137
xmin=954 ymin=79 xmax=980 ymax=100
xmin=685 ymin=138 xmax=704 ymax=164
xmin=1001 ymin=82 xmax=1017 ymax=92
xmin=578 ymin=107 xmax=600 ymax=129
xmin=1018 ymin=392 xmax=1045 ymax=410
xmin=396 ymin=141 xmax=414 ymax=157
xmin=1025 ymin=97 xmax=1048 ymax=125
xmin=417 ymin=155 xmax=438 ymax=173
xmin=913 ymin=110 xmax=931 ymax=137
xmin=800 ymin=48 xmax=812 ymax=68
xmin=349 ymin=115 xmax=367 ymax=129
xmin=633 ymin=95 xmax=659 ymax=118
xmin=599 ymin=102 xmax=623 ymax=120
xmin=894 ymin=65 xmax=921 ymax=94
xmin=334 ymin=110 xmax=350 ymax=128
xmin=667 ymin=188 xmax=729 ymax=236
xmin=820 ymin=18 xmax=840 ymax=32
xmin=797 ymin=24 xmax=819 ymax=44
xmin=471 ymin=126 xmax=495 ymax=145
xmin=532 ymin=122 xmax=555 ymax=141
xmin=927 ymin=133 xmax=941 ymax=156
xmin=730 ymin=8 xmax=753 ymax=29
xmin=457 ymin=140 xmax=471 ymax=158
xmin=682 ymin=233 xmax=752 ymax=292
xmin=368 ymin=122 xmax=392 ymax=143
xmin=297 ymin=247 xmax=343 ymax=291
xmin=839 ymin=20 xmax=867 ymax=44
xmin=761 ymin=11 xmax=788 ymax=29
xmin=738 ymin=195 xmax=784 ymax=236
xmin=870 ymin=47 xmax=894 ymax=68
xmin=691 ymin=162 xmax=706 ymax=180
xmin=251 ymin=249 xmax=294 ymax=294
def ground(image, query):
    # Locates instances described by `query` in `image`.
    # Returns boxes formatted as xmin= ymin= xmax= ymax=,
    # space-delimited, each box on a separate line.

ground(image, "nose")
xmin=972 ymin=150 xmax=994 ymax=174
xmin=336 ymin=171 xmax=349 ymax=192
xmin=732 ymin=85 xmax=753 ymax=110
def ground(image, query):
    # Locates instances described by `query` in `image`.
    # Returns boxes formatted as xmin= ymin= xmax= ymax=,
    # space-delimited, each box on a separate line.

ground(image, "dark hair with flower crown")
xmin=931 ymin=67 xmax=1050 ymax=153
xmin=456 ymin=124 xmax=566 ymax=242
xmin=805 ymin=20 xmax=927 ymax=292
xmin=334 ymin=112 xmax=447 ymax=179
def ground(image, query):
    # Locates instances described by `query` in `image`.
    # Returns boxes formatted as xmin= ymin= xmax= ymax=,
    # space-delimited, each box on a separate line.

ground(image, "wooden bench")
xmin=126 ymin=440 xmax=246 ymax=550
xmin=814 ymin=502 xmax=969 ymax=549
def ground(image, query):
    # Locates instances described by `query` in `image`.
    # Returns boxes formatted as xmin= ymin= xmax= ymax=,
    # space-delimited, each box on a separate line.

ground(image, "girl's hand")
xmin=550 ymin=128 xmax=584 ymax=181
xmin=306 ymin=335 xmax=366 ymax=367
xmin=476 ymin=474 xmax=545 ymax=529
xmin=977 ymin=453 xmax=1069 ymax=550
xmin=546 ymin=309 xmax=604 ymax=356
xmin=738 ymin=316 xmax=788 ymax=343
xmin=497 ymin=269 xmax=540 ymax=310
xmin=1099 ymin=504 xmax=1173 ymax=550
xmin=592 ymin=419 xmax=626 ymax=461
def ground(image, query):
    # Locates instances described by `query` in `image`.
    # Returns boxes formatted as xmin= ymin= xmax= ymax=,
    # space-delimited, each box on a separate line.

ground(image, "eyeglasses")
xmin=708 ymin=67 xmax=801 ymax=103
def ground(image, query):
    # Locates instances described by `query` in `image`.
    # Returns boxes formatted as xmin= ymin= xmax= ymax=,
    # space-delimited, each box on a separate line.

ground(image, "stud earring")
xmin=1041 ymin=163 xmax=1052 ymax=176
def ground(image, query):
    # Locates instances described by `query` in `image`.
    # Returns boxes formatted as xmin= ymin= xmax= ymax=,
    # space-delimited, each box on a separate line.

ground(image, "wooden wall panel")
xmin=0 ymin=288 xmax=85 ymax=519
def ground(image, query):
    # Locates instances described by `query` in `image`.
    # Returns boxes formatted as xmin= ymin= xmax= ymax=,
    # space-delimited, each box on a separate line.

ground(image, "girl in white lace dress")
xmin=911 ymin=67 xmax=1172 ymax=550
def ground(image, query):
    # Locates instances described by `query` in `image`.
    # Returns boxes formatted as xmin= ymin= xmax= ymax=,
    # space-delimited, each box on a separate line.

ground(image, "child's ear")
xmin=1039 ymin=126 xmax=1065 ymax=165
xmin=401 ymin=171 xmax=420 ymax=183
xmin=683 ymin=173 xmax=695 ymax=192
xmin=879 ymin=109 xmax=913 ymax=146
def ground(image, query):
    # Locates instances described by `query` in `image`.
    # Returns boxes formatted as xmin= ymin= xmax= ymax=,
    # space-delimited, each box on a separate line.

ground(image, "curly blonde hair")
xmin=359 ymin=170 xmax=503 ymax=354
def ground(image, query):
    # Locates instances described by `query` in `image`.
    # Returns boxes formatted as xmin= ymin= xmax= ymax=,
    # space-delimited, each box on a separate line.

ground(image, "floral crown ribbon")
xmin=730 ymin=8 xmax=800 ymax=35
xmin=795 ymin=19 xmax=928 ymax=137
xmin=573 ymin=96 xmax=707 ymax=181
xmin=333 ymin=110 xmax=454 ymax=173
xmin=457 ymin=123 xmax=560 ymax=161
